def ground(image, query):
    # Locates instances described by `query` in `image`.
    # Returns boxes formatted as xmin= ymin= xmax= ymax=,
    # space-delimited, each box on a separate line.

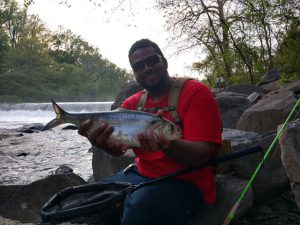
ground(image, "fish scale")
xmin=42 ymin=99 xmax=182 ymax=148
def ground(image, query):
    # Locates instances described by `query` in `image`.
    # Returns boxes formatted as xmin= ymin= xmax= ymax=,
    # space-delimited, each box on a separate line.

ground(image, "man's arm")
xmin=138 ymin=130 xmax=219 ymax=167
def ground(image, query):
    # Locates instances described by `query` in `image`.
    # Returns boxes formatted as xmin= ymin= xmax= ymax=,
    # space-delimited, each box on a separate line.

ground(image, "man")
xmin=78 ymin=39 xmax=222 ymax=225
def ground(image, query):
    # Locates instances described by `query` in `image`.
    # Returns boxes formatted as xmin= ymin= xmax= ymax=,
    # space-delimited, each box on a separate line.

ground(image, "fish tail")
xmin=41 ymin=99 xmax=66 ymax=131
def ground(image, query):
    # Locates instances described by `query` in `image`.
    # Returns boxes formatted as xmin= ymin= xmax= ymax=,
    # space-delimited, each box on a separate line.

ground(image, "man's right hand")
xmin=78 ymin=119 xmax=128 ymax=156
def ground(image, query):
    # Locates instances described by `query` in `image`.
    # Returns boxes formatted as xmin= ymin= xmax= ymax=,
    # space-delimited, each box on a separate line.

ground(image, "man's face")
xmin=130 ymin=46 xmax=168 ymax=92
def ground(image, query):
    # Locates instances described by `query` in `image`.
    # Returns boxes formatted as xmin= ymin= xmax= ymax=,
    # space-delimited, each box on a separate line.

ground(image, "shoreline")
xmin=0 ymin=125 xmax=93 ymax=186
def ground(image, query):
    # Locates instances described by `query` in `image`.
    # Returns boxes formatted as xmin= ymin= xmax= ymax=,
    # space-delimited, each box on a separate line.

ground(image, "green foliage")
xmin=159 ymin=0 xmax=300 ymax=85
xmin=274 ymin=19 xmax=300 ymax=83
xmin=0 ymin=0 xmax=133 ymax=103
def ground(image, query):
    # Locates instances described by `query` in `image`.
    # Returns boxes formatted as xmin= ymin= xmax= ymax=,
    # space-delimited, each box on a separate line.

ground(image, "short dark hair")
xmin=128 ymin=39 xmax=168 ymax=68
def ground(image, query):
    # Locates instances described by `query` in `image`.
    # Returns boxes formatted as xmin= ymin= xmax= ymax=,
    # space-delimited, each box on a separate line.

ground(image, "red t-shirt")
xmin=121 ymin=79 xmax=222 ymax=204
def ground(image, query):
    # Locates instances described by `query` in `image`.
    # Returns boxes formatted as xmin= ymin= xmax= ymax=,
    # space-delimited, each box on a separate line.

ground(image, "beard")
xmin=136 ymin=69 xmax=169 ymax=92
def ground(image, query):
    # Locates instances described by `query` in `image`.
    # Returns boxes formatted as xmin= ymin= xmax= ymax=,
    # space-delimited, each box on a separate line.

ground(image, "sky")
xmin=24 ymin=0 xmax=203 ymax=79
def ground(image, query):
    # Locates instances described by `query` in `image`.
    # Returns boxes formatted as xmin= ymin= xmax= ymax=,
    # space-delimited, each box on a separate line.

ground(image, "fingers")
xmin=78 ymin=119 xmax=93 ymax=137
xmin=88 ymin=123 xmax=114 ymax=148
xmin=138 ymin=129 xmax=170 ymax=152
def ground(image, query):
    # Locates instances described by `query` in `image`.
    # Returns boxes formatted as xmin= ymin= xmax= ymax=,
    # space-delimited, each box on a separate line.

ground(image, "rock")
xmin=232 ymin=131 xmax=290 ymax=202
xmin=257 ymin=69 xmax=281 ymax=86
xmin=190 ymin=175 xmax=254 ymax=225
xmin=259 ymin=81 xmax=280 ymax=92
xmin=247 ymin=92 xmax=263 ymax=103
xmin=281 ymin=79 xmax=300 ymax=93
xmin=236 ymin=89 xmax=299 ymax=134
xmin=16 ymin=123 xmax=44 ymax=133
xmin=62 ymin=125 xmax=78 ymax=130
xmin=111 ymin=81 xmax=143 ymax=110
xmin=216 ymin=93 xmax=253 ymax=129
xmin=222 ymin=128 xmax=261 ymax=147
xmin=54 ymin=164 xmax=73 ymax=174
xmin=16 ymin=152 xmax=29 ymax=157
xmin=222 ymin=128 xmax=290 ymax=202
xmin=280 ymin=119 xmax=300 ymax=210
xmin=224 ymin=83 xmax=266 ymax=95
xmin=92 ymin=146 xmax=135 ymax=180
xmin=0 ymin=173 xmax=87 ymax=223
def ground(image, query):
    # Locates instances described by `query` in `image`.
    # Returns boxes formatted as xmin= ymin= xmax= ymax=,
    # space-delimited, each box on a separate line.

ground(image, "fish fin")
xmin=51 ymin=99 xmax=66 ymax=116
xmin=41 ymin=118 xmax=61 ymax=131
xmin=41 ymin=99 xmax=65 ymax=131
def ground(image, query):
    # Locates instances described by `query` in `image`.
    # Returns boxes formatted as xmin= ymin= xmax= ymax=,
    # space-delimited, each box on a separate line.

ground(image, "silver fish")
xmin=42 ymin=99 xmax=182 ymax=147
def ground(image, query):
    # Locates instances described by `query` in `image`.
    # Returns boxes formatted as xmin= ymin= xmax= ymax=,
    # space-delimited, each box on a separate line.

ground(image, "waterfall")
xmin=0 ymin=102 xmax=114 ymax=129
xmin=0 ymin=102 xmax=113 ymax=112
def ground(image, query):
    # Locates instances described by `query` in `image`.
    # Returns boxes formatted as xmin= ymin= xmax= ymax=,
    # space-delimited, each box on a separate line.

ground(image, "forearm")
xmin=162 ymin=139 xmax=219 ymax=167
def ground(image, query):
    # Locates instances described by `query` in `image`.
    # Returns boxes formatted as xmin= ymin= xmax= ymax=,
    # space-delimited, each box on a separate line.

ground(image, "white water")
xmin=0 ymin=102 xmax=113 ymax=185
xmin=0 ymin=102 xmax=113 ymax=129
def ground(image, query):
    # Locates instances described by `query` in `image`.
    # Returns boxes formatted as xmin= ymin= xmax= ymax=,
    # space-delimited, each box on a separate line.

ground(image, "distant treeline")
xmin=0 ymin=0 xmax=133 ymax=103
xmin=1 ymin=0 xmax=300 ymax=103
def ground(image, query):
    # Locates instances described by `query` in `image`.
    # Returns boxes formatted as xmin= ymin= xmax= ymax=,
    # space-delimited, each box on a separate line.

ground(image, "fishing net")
xmin=40 ymin=181 xmax=134 ymax=225
xmin=40 ymin=145 xmax=262 ymax=225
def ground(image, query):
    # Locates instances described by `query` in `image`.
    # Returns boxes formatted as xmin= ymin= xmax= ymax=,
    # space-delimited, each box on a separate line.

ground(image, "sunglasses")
xmin=132 ymin=54 xmax=163 ymax=72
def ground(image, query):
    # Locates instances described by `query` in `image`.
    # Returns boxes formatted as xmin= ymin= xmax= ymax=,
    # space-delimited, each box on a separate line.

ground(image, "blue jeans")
xmin=102 ymin=164 xmax=204 ymax=225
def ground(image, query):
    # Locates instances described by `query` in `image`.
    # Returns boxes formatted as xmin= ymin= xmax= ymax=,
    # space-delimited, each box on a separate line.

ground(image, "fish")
xmin=42 ymin=99 xmax=182 ymax=147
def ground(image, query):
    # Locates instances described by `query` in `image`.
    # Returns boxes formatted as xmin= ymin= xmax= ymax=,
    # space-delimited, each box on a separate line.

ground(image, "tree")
xmin=274 ymin=19 xmax=300 ymax=82
xmin=157 ymin=0 xmax=300 ymax=85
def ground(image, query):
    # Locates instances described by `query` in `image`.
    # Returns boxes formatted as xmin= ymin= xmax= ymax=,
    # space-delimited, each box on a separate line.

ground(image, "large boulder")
xmin=236 ymin=89 xmax=299 ymax=134
xmin=190 ymin=175 xmax=254 ymax=225
xmin=216 ymin=92 xmax=253 ymax=129
xmin=222 ymin=128 xmax=290 ymax=202
xmin=281 ymin=79 xmax=300 ymax=92
xmin=231 ymin=131 xmax=289 ymax=202
xmin=259 ymin=81 xmax=280 ymax=93
xmin=280 ymin=119 xmax=300 ymax=210
xmin=110 ymin=81 xmax=143 ymax=110
xmin=257 ymin=69 xmax=281 ymax=86
xmin=0 ymin=173 xmax=86 ymax=223
xmin=92 ymin=147 xmax=135 ymax=181
xmin=224 ymin=83 xmax=266 ymax=95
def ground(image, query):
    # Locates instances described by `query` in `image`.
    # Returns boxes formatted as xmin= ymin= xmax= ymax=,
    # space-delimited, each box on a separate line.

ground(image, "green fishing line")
xmin=223 ymin=97 xmax=300 ymax=225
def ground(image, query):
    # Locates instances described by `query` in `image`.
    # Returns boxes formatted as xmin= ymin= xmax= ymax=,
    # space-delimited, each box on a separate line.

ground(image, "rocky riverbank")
xmin=1 ymin=124 xmax=300 ymax=225
xmin=1 ymin=73 xmax=300 ymax=225
xmin=0 ymin=126 xmax=93 ymax=186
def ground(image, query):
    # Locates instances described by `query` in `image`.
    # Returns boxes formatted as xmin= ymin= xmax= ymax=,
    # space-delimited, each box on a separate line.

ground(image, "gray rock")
xmin=280 ymin=119 xmax=300 ymax=209
xmin=259 ymin=81 xmax=280 ymax=92
xmin=190 ymin=175 xmax=254 ymax=225
xmin=247 ymin=92 xmax=263 ymax=103
xmin=224 ymin=83 xmax=266 ymax=95
xmin=110 ymin=81 xmax=143 ymax=110
xmin=0 ymin=173 xmax=86 ymax=223
xmin=232 ymin=131 xmax=289 ymax=202
xmin=222 ymin=128 xmax=289 ymax=202
xmin=216 ymin=93 xmax=253 ymax=129
xmin=54 ymin=164 xmax=73 ymax=174
xmin=257 ymin=69 xmax=281 ymax=86
xmin=92 ymin=146 xmax=135 ymax=181
xmin=236 ymin=89 xmax=299 ymax=134
xmin=281 ymin=79 xmax=300 ymax=92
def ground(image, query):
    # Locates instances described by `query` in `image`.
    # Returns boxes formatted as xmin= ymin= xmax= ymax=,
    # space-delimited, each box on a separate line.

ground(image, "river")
xmin=0 ymin=102 xmax=113 ymax=185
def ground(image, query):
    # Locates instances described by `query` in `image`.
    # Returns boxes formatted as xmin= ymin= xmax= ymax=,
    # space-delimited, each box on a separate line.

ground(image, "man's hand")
xmin=78 ymin=119 xmax=128 ymax=156
xmin=137 ymin=110 xmax=172 ymax=152
xmin=138 ymin=130 xmax=172 ymax=152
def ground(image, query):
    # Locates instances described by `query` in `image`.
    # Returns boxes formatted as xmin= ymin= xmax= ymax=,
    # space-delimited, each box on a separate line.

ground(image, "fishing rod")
xmin=135 ymin=145 xmax=262 ymax=189
xmin=40 ymin=145 xmax=262 ymax=224
xmin=223 ymin=97 xmax=300 ymax=225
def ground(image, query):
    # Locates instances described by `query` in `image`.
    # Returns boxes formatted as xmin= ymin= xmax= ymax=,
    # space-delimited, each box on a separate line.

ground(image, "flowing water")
xmin=0 ymin=102 xmax=113 ymax=185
